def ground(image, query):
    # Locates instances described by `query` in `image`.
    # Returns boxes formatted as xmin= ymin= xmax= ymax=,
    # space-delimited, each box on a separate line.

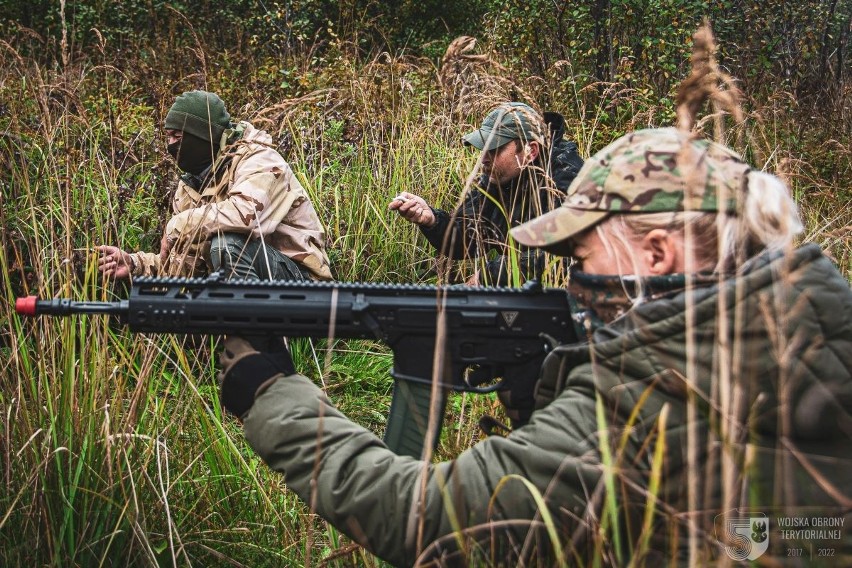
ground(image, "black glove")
xmin=496 ymin=360 xmax=542 ymax=429
xmin=218 ymin=336 xmax=296 ymax=420
xmin=497 ymin=388 xmax=535 ymax=428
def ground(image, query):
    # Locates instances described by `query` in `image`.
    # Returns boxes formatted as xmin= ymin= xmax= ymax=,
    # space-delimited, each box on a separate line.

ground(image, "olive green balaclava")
xmin=165 ymin=90 xmax=231 ymax=142
xmin=165 ymin=90 xmax=232 ymax=175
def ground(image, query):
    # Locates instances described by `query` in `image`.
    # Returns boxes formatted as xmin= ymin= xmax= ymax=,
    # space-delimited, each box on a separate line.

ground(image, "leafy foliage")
xmin=485 ymin=0 xmax=850 ymax=104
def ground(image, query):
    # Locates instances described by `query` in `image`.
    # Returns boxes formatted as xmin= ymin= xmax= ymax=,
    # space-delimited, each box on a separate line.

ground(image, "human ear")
xmin=523 ymin=141 xmax=541 ymax=164
xmin=641 ymin=229 xmax=680 ymax=275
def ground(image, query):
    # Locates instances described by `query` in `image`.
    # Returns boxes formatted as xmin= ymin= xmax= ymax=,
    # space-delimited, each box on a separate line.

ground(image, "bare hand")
xmin=388 ymin=192 xmax=437 ymax=228
xmin=97 ymin=245 xmax=133 ymax=279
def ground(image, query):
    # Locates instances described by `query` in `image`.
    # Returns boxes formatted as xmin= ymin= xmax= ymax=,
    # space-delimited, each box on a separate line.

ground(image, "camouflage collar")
xmin=567 ymin=269 xmax=720 ymax=336
xmin=570 ymin=270 xmax=720 ymax=296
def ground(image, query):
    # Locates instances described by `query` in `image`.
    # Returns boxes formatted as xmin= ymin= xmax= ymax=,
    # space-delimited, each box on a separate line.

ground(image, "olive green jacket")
xmin=130 ymin=122 xmax=332 ymax=280
xmin=243 ymin=244 xmax=852 ymax=566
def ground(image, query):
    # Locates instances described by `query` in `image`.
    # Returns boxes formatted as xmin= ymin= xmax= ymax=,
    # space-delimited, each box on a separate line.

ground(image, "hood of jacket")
xmin=544 ymin=111 xmax=583 ymax=191
xmin=537 ymin=243 xmax=851 ymax=469
xmin=180 ymin=122 xmax=275 ymax=190
xmin=531 ymin=243 xmax=852 ymax=556
xmin=586 ymin=244 xmax=852 ymax=442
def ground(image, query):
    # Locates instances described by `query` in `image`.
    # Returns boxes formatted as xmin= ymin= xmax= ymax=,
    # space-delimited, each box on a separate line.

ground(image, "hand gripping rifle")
xmin=16 ymin=273 xmax=577 ymax=458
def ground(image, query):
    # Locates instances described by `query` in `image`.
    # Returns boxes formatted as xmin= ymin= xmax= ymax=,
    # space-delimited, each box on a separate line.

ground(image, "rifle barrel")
xmin=16 ymin=296 xmax=127 ymax=317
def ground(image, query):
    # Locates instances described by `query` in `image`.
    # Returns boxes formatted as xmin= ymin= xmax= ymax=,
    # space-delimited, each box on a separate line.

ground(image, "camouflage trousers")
xmin=210 ymin=233 xmax=309 ymax=281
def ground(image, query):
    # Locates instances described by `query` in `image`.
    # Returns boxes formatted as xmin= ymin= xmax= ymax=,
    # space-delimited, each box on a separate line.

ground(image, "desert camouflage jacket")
xmin=242 ymin=244 xmax=851 ymax=566
xmin=130 ymin=122 xmax=332 ymax=280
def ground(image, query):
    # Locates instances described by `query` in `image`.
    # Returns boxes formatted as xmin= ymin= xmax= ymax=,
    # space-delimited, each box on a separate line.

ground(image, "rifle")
xmin=15 ymin=273 xmax=577 ymax=458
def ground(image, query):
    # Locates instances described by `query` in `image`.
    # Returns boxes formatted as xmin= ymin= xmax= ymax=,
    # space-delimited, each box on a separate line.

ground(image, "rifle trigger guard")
xmin=464 ymin=379 xmax=504 ymax=394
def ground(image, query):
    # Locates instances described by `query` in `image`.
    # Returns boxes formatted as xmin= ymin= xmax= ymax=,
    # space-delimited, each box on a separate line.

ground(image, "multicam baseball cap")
xmin=462 ymin=102 xmax=544 ymax=151
xmin=510 ymin=127 xmax=751 ymax=254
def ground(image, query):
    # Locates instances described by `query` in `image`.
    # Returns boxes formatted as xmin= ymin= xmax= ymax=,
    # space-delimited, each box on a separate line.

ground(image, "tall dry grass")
xmin=0 ymin=23 xmax=849 ymax=568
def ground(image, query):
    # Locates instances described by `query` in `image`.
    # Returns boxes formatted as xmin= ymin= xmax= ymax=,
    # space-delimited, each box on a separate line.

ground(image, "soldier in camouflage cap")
xmin=216 ymin=123 xmax=851 ymax=567
xmin=390 ymin=101 xmax=584 ymax=287
xmin=510 ymin=127 xmax=750 ymax=255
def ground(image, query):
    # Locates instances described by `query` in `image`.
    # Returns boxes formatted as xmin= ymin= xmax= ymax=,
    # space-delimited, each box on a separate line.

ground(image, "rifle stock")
xmin=16 ymin=273 xmax=577 ymax=458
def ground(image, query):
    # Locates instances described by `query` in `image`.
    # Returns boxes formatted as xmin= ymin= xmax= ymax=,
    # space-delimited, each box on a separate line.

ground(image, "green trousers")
xmin=209 ymin=233 xmax=309 ymax=281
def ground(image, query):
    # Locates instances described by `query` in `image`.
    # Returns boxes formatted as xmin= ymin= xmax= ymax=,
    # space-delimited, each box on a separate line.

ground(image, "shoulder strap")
xmin=178 ymin=179 xmax=203 ymax=202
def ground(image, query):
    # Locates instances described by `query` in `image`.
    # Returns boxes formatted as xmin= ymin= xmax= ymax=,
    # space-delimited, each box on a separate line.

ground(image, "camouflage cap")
xmin=462 ymin=102 xmax=544 ymax=151
xmin=510 ymin=127 xmax=751 ymax=254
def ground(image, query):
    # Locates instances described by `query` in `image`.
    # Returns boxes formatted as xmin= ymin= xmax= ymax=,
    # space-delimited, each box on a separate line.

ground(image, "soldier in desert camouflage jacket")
xmin=98 ymin=90 xmax=332 ymax=282
xmin=217 ymin=127 xmax=851 ymax=566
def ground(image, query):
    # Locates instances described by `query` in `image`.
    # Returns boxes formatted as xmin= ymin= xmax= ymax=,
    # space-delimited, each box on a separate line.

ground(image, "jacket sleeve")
xmin=164 ymin=146 xmax=303 ymax=241
xmin=418 ymin=208 xmax=468 ymax=259
xmin=242 ymin=366 xmax=604 ymax=567
xmin=128 ymin=250 xmax=162 ymax=277
xmin=418 ymin=189 xmax=486 ymax=260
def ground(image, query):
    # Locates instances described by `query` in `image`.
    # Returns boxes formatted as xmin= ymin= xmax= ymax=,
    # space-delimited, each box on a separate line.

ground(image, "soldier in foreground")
xmin=98 ymin=90 xmax=332 ymax=282
xmin=389 ymin=102 xmax=583 ymax=286
xmin=217 ymin=124 xmax=852 ymax=564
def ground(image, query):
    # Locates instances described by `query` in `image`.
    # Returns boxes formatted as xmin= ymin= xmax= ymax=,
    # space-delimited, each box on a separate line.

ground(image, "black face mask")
xmin=167 ymin=132 xmax=216 ymax=175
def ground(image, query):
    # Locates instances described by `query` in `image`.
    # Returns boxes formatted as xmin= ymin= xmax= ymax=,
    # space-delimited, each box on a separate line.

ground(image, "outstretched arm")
xmin=97 ymin=245 xmax=162 ymax=278
xmin=224 ymin=335 xmax=604 ymax=566
xmin=389 ymin=191 xmax=438 ymax=228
